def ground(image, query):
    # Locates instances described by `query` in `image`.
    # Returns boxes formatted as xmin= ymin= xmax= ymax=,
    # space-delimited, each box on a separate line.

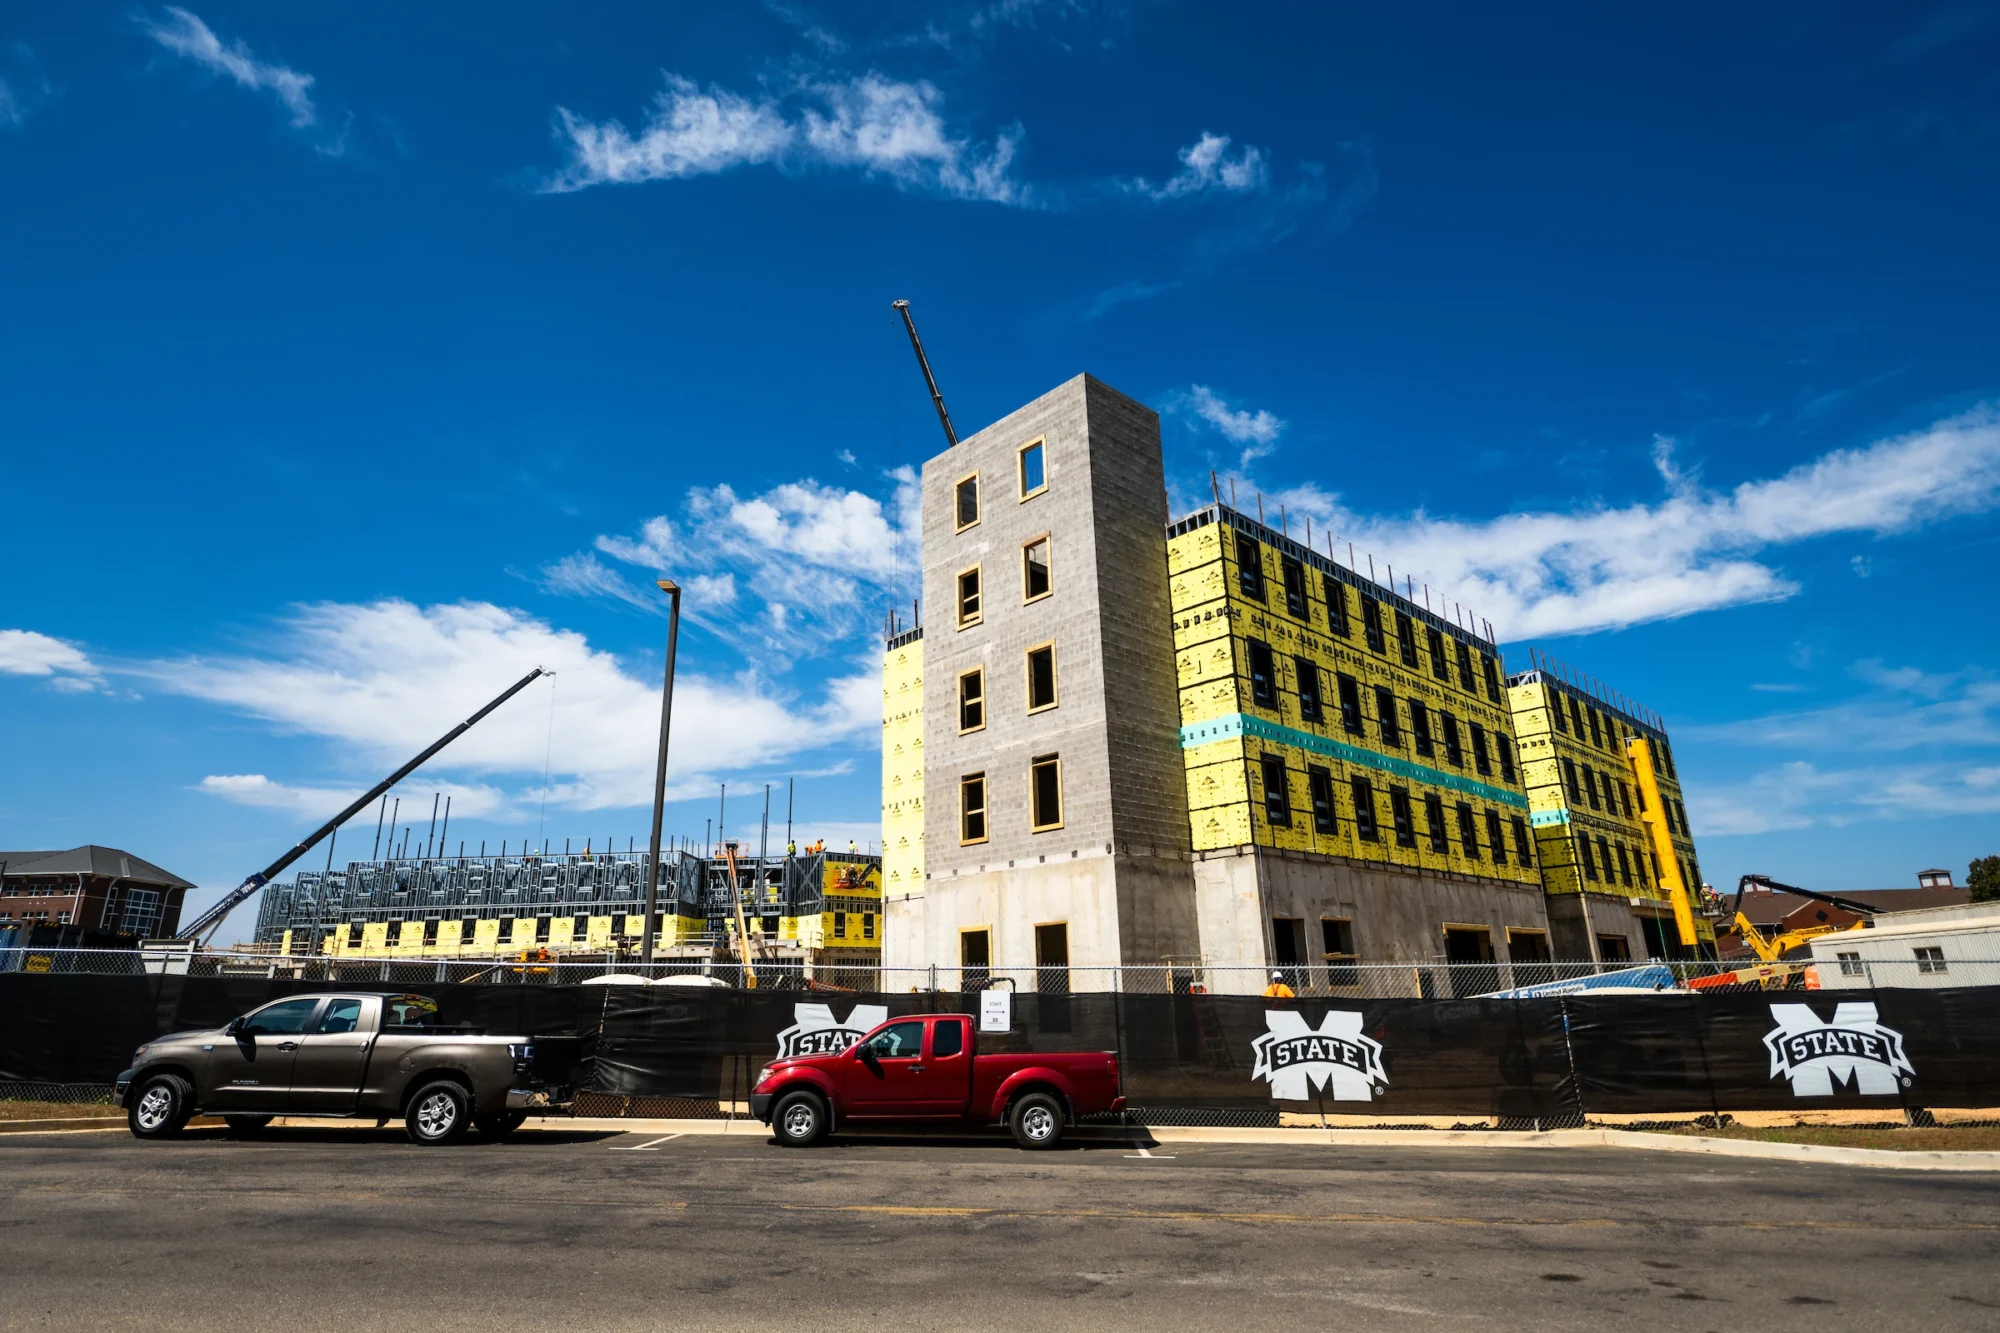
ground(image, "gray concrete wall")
xmin=1193 ymin=848 xmax=1555 ymax=992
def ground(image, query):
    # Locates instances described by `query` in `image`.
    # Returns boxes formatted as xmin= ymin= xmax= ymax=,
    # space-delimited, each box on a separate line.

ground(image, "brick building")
xmin=0 ymin=846 xmax=195 ymax=943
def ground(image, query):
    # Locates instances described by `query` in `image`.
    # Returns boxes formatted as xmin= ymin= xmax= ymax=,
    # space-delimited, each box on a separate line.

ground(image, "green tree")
xmin=1970 ymin=857 xmax=2000 ymax=903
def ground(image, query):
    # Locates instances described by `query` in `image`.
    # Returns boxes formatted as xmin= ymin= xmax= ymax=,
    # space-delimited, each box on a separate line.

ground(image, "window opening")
xmin=1389 ymin=787 xmax=1416 ymax=847
xmin=1360 ymin=595 xmax=1386 ymax=654
xmin=1496 ymin=734 xmax=1516 ymax=783
xmin=958 ymin=668 xmax=985 ymax=733
xmin=1427 ymin=626 xmax=1450 ymax=680
xmin=1337 ymin=673 xmax=1363 ymax=735
xmin=960 ymin=773 xmax=988 ymax=845
xmin=1410 ymin=700 xmax=1434 ymax=758
xmin=1026 ymin=643 xmax=1058 ymax=712
xmin=1375 ymin=686 xmax=1402 ymax=746
xmin=1395 ymin=611 xmax=1419 ymax=667
xmin=954 ymin=474 xmax=980 ymax=531
xmin=1022 ymin=536 xmax=1052 ymax=601
xmin=1322 ymin=918 xmax=1357 ymax=987
xmin=1247 ymin=638 xmax=1278 ymax=709
xmin=1235 ymin=531 xmax=1266 ymax=601
xmin=1455 ymin=803 xmax=1480 ymax=860
xmin=1455 ymin=640 xmax=1476 ymax=692
xmin=1281 ymin=555 xmax=1308 ymax=619
xmin=1018 ymin=439 xmax=1046 ymax=497
xmin=1470 ymin=722 xmax=1492 ymax=776
xmin=1261 ymin=755 xmax=1291 ymax=827
xmin=1324 ymin=574 xmax=1349 ymax=637
xmin=1030 ymin=754 xmax=1064 ymax=831
xmin=1308 ymin=765 xmax=1338 ymax=834
xmin=1351 ymin=777 xmax=1379 ymax=841
xmin=1486 ymin=809 xmax=1507 ymax=866
xmin=1441 ymin=713 xmax=1464 ymax=767
xmin=1424 ymin=793 xmax=1449 ymax=853
xmin=956 ymin=566 xmax=982 ymax=628
xmin=1296 ymin=658 xmax=1324 ymax=724
xmin=1511 ymin=816 xmax=1533 ymax=864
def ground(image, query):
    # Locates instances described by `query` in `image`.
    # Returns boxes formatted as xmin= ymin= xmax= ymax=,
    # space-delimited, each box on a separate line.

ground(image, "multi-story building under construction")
xmin=880 ymin=372 xmax=1710 ymax=989
xmin=1505 ymin=664 xmax=1711 ymax=961
xmin=253 ymin=846 xmax=882 ymax=977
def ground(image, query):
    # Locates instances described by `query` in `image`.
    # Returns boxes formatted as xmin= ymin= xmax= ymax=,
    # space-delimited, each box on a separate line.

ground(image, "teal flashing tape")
xmin=1180 ymin=713 xmax=1529 ymax=810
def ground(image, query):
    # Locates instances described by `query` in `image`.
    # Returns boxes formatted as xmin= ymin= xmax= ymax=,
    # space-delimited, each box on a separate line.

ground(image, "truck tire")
xmin=772 ymin=1090 xmax=828 ymax=1147
xmin=222 ymin=1115 xmax=273 ymax=1138
xmin=1009 ymin=1092 xmax=1065 ymax=1150
xmin=475 ymin=1111 xmax=528 ymax=1139
xmin=405 ymin=1080 xmax=471 ymax=1146
xmin=127 ymin=1073 xmax=194 ymax=1140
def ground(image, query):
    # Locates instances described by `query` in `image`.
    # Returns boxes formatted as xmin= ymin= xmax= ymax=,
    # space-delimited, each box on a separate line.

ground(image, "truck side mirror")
xmin=224 ymin=1017 xmax=246 ymax=1037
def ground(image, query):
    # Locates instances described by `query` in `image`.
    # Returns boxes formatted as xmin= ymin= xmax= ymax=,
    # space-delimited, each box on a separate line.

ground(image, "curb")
xmin=539 ymin=1117 xmax=2000 ymax=1170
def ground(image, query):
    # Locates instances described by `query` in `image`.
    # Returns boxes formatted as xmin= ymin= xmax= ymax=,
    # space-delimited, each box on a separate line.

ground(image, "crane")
xmin=174 ymin=667 xmax=548 ymax=945
xmin=1726 ymin=873 xmax=1880 ymax=962
xmin=892 ymin=299 xmax=958 ymax=448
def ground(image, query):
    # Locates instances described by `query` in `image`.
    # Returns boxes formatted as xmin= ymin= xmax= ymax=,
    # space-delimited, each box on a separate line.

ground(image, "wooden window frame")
xmin=957 ymin=666 xmax=986 ymax=735
xmin=955 ymin=563 xmax=983 ymax=629
xmin=1017 ymin=436 xmax=1049 ymax=500
xmin=1028 ymin=753 xmax=1065 ymax=833
xmin=953 ymin=471 xmax=981 ymax=533
xmin=1021 ymin=533 xmax=1053 ymax=604
xmin=1025 ymin=641 xmax=1059 ymax=714
xmin=959 ymin=772 xmax=989 ymax=846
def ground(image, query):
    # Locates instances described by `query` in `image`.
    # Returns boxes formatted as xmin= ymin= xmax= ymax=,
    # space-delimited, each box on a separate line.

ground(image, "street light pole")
xmin=641 ymin=579 xmax=682 ymax=968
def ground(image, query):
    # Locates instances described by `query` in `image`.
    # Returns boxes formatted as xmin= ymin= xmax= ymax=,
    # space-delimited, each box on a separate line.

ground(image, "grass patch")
xmin=0 ymin=1100 xmax=120 ymax=1121
xmin=1664 ymin=1124 xmax=2000 ymax=1152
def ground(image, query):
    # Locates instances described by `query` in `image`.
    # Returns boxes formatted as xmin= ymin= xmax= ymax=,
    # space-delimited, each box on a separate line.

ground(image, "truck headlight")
xmin=755 ymin=1066 xmax=775 ymax=1086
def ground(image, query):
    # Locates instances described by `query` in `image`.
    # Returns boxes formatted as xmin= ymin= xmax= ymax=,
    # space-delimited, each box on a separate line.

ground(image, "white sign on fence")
xmin=980 ymin=989 xmax=1012 ymax=1033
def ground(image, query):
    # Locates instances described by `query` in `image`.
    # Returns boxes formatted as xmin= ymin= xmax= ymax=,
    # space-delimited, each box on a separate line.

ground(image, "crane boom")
xmin=892 ymin=299 xmax=958 ymax=448
xmin=1727 ymin=873 xmax=1880 ymax=962
xmin=176 ymin=666 xmax=548 ymax=944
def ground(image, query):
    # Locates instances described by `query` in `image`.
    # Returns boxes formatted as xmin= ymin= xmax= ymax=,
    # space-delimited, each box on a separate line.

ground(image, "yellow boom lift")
xmin=1724 ymin=873 xmax=1879 ymax=963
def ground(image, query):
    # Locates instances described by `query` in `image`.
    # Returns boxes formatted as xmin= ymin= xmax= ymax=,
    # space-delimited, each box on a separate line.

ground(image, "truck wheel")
xmin=773 ymin=1090 xmax=828 ymax=1147
xmin=405 ymin=1080 xmax=471 ymax=1146
xmin=475 ymin=1111 xmax=528 ymax=1139
xmin=127 ymin=1074 xmax=193 ymax=1140
xmin=1009 ymin=1092 xmax=1065 ymax=1150
xmin=222 ymin=1115 xmax=273 ymax=1138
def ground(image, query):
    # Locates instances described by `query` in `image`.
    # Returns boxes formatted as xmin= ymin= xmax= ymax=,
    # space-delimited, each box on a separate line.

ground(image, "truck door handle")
xmin=277 ymin=1042 xmax=299 ymax=1051
xmin=910 ymin=1065 xmax=924 ymax=1073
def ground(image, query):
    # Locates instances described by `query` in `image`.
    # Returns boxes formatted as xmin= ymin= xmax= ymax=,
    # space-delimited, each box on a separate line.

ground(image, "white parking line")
xmin=609 ymin=1134 xmax=686 ymax=1151
xmin=1123 ymin=1147 xmax=1176 ymax=1160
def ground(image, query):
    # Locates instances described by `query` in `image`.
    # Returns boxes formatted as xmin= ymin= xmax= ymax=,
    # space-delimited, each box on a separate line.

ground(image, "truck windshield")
xmin=864 ymin=1022 xmax=925 ymax=1060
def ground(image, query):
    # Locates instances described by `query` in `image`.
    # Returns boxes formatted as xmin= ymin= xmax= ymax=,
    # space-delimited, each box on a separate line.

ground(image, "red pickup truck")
xmin=749 ymin=1012 xmax=1124 ymax=1149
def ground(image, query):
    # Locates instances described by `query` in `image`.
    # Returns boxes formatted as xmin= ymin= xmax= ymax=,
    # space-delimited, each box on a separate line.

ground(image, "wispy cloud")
xmin=199 ymin=773 xmax=508 ymax=824
xmin=0 ymin=42 xmax=55 ymax=129
xmin=0 ymin=629 xmax=105 ymax=692
xmin=544 ymin=71 xmax=1026 ymax=204
xmin=1689 ymin=758 xmax=2000 ymax=836
xmin=1173 ymin=384 xmax=1286 ymax=470
xmin=139 ymin=7 xmax=316 ymax=128
xmin=1692 ymin=661 xmax=2000 ymax=753
xmin=1242 ymin=405 xmax=2000 ymax=639
xmin=143 ymin=600 xmax=881 ymax=813
xmin=1125 ymin=132 xmax=1268 ymax=200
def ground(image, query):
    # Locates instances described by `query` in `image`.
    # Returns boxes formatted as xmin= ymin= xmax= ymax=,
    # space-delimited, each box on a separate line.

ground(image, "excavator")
xmin=1686 ymin=874 xmax=1881 ymax=990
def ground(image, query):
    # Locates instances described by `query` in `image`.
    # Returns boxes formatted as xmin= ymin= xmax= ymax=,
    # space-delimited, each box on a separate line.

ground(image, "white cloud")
xmin=1692 ymin=661 xmax=2000 ymax=753
xmin=1253 ymin=405 xmax=2000 ymax=639
xmin=0 ymin=629 xmax=104 ymax=691
xmin=141 ymin=600 xmax=881 ymax=812
xmin=544 ymin=71 xmax=1025 ymax=204
xmin=1689 ymin=758 xmax=2000 ymax=836
xmin=139 ymin=7 xmax=318 ymax=129
xmin=572 ymin=469 xmax=919 ymax=644
xmin=1185 ymin=384 xmax=1285 ymax=453
xmin=1130 ymin=133 xmax=1269 ymax=200
xmin=199 ymin=773 xmax=508 ymax=823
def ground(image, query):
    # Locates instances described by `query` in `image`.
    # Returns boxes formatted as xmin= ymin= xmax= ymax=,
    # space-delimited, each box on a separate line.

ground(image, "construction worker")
xmin=1263 ymin=970 xmax=1296 ymax=999
xmin=787 ymin=839 xmax=796 ymax=856
xmin=848 ymin=839 xmax=857 ymax=855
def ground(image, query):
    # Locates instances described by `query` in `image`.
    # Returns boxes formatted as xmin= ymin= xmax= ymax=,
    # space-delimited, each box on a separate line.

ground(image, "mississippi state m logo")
xmin=775 ymin=1002 xmax=888 ymax=1059
xmin=1764 ymin=1002 xmax=1914 ymax=1097
xmin=1250 ymin=1010 xmax=1388 ymax=1101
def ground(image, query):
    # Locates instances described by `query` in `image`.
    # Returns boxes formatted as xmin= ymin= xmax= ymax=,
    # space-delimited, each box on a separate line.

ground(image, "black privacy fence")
xmin=6 ymin=975 xmax=1998 ymax=1122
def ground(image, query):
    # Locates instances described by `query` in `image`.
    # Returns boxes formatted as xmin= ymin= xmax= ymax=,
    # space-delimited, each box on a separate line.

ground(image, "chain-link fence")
xmin=5 ymin=947 xmax=1996 ymax=996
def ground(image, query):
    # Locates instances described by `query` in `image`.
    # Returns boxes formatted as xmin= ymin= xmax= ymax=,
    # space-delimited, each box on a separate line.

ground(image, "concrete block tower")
xmin=881 ymin=374 xmax=1199 ymax=984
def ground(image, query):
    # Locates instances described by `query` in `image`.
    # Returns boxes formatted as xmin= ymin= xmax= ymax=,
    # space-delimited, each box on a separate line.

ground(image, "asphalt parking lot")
xmin=4 ymin=1123 xmax=1997 ymax=1331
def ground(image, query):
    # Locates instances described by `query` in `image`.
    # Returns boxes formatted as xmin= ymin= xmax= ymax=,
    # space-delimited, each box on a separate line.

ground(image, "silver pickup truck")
xmin=113 ymin=992 xmax=576 ymax=1145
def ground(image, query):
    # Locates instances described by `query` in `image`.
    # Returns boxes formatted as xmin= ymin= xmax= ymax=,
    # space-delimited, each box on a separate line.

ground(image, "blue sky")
xmin=4 ymin=2 xmax=1998 ymax=939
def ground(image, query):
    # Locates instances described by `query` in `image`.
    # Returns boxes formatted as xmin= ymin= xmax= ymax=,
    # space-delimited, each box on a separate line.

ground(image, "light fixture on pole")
xmin=641 ymin=578 xmax=682 ymax=967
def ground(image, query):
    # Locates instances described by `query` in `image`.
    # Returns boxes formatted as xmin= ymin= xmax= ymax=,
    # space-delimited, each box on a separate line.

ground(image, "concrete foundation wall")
xmin=1193 ymin=849 xmax=1555 ymax=992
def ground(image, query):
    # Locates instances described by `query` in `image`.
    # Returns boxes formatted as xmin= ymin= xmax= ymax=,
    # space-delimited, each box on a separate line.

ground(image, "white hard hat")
xmin=1272 ymin=971 xmax=1284 ymax=980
